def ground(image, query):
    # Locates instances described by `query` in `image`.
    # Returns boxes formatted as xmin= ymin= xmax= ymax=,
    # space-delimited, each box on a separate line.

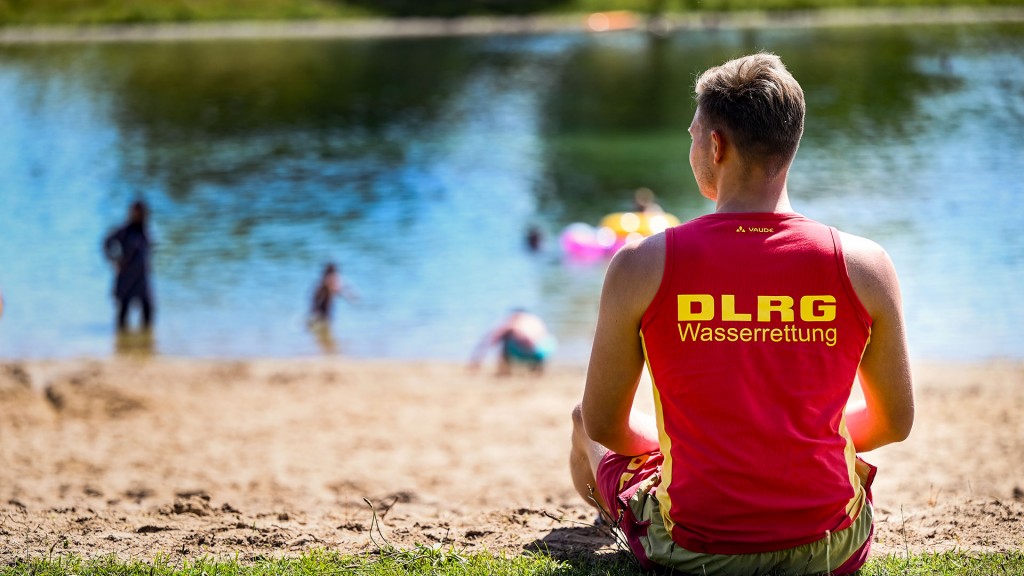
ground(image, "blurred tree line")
xmin=345 ymin=0 xmax=571 ymax=16
xmin=3 ymin=0 xmax=1023 ymax=25
xmin=347 ymin=0 xmax=704 ymax=17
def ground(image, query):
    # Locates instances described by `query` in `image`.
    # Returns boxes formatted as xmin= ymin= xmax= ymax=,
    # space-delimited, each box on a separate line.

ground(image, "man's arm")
xmin=339 ymin=283 xmax=359 ymax=303
xmin=103 ymin=228 xmax=123 ymax=265
xmin=468 ymin=326 xmax=503 ymax=369
xmin=841 ymin=232 xmax=915 ymax=452
xmin=581 ymin=235 xmax=665 ymax=457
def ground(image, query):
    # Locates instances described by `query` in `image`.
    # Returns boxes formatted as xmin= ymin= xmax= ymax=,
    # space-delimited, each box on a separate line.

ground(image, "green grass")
xmin=1 ymin=548 xmax=640 ymax=576
xmin=867 ymin=551 xmax=1024 ymax=575
xmin=1 ymin=0 xmax=1024 ymax=26
xmin=4 ymin=549 xmax=1024 ymax=576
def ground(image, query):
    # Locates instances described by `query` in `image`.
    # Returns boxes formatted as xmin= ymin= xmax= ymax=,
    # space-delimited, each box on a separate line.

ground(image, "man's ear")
xmin=710 ymin=130 xmax=726 ymax=164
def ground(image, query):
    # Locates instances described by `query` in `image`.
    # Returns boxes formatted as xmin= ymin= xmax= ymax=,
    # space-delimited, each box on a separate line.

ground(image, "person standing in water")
xmin=310 ymin=262 xmax=357 ymax=325
xmin=104 ymin=200 xmax=154 ymax=331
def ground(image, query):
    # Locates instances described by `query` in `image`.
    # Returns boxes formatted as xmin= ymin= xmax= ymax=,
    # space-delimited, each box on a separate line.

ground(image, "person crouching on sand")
xmin=469 ymin=309 xmax=557 ymax=376
xmin=570 ymin=52 xmax=914 ymax=575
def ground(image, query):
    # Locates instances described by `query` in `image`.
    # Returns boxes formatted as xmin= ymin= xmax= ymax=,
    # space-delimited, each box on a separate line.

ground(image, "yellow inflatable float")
xmin=599 ymin=211 xmax=680 ymax=237
xmin=561 ymin=210 xmax=681 ymax=260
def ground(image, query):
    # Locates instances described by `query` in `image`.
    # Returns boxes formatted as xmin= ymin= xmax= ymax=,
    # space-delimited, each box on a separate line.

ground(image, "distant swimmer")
xmin=632 ymin=186 xmax=664 ymax=213
xmin=470 ymin=309 xmax=556 ymax=376
xmin=103 ymin=200 xmax=154 ymax=331
xmin=309 ymin=262 xmax=357 ymax=325
xmin=526 ymin=225 xmax=544 ymax=252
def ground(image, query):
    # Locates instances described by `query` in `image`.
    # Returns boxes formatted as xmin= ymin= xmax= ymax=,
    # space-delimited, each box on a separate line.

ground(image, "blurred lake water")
xmin=0 ymin=22 xmax=1022 ymax=363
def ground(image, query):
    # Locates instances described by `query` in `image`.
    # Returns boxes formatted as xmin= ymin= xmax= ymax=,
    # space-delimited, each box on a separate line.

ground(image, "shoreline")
xmin=4 ymin=352 xmax=1021 ymax=371
xmin=1 ymin=6 xmax=1023 ymax=44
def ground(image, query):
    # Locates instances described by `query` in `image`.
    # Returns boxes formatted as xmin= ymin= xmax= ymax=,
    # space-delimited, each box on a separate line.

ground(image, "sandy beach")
xmin=0 ymin=356 xmax=1021 ymax=562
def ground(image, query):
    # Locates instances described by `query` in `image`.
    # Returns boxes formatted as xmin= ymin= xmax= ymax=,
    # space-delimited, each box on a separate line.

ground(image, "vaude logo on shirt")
xmin=736 ymin=226 xmax=774 ymax=233
xmin=676 ymin=294 xmax=838 ymax=347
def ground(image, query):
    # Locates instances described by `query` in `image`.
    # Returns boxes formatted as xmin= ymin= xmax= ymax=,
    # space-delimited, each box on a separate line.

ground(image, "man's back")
xmin=641 ymin=212 xmax=872 ymax=553
xmin=105 ymin=222 xmax=151 ymax=299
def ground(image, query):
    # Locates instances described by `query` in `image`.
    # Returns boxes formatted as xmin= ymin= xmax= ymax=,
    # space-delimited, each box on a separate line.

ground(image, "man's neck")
xmin=713 ymin=170 xmax=793 ymax=214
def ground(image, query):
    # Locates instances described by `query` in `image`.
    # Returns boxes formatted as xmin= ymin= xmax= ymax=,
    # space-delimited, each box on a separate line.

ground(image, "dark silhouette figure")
xmin=104 ymin=201 xmax=154 ymax=331
xmin=526 ymin=225 xmax=543 ymax=252
xmin=309 ymin=262 xmax=357 ymax=324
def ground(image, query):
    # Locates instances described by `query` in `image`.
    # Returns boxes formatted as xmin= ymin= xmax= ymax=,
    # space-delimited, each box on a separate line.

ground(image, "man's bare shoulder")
xmin=836 ymin=230 xmax=901 ymax=316
xmin=603 ymin=232 xmax=666 ymax=314
xmin=837 ymin=231 xmax=892 ymax=272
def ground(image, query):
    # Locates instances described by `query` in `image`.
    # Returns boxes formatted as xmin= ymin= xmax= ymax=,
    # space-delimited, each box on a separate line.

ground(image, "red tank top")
xmin=640 ymin=212 xmax=872 ymax=554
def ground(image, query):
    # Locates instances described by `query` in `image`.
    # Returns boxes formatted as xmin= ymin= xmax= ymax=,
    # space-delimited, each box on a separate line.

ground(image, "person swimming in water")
xmin=632 ymin=187 xmax=664 ymax=214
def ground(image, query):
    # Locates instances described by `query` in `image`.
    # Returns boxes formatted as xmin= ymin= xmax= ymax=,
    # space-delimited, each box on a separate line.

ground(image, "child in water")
xmin=310 ymin=262 xmax=357 ymax=324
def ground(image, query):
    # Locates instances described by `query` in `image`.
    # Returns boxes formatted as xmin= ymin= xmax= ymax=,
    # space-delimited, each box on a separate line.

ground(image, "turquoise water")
xmin=0 ymin=23 xmax=1022 ymax=363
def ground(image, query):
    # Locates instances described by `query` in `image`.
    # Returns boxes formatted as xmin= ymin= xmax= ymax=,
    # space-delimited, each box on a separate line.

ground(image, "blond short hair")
xmin=695 ymin=52 xmax=805 ymax=178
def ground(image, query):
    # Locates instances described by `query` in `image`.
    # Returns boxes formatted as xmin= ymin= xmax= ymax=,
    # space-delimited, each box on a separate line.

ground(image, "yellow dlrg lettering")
xmin=677 ymin=294 xmax=837 ymax=323
xmin=757 ymin=296 xmax=795 ymax=322
xmin=677 ymin=294 xmax=714 ymax=321
xmin=721 ymin=294 xmax=752 ymax=321
xmin=800 ymin=295 xmax=837 ymax=322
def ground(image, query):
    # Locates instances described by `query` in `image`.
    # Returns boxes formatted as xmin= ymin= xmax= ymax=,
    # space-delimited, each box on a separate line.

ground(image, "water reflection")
xmin=310 ymin=322 xmax=340 ymax=355
xmin=114 ymin=329 xmax=156 ymax=358
xmin=0 ymin=22 xmax=1022 ymax=361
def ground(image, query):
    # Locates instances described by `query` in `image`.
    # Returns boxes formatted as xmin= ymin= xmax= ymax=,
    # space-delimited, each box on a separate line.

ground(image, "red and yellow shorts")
xmin=595 ymin=450 xmax=875 ymax=575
